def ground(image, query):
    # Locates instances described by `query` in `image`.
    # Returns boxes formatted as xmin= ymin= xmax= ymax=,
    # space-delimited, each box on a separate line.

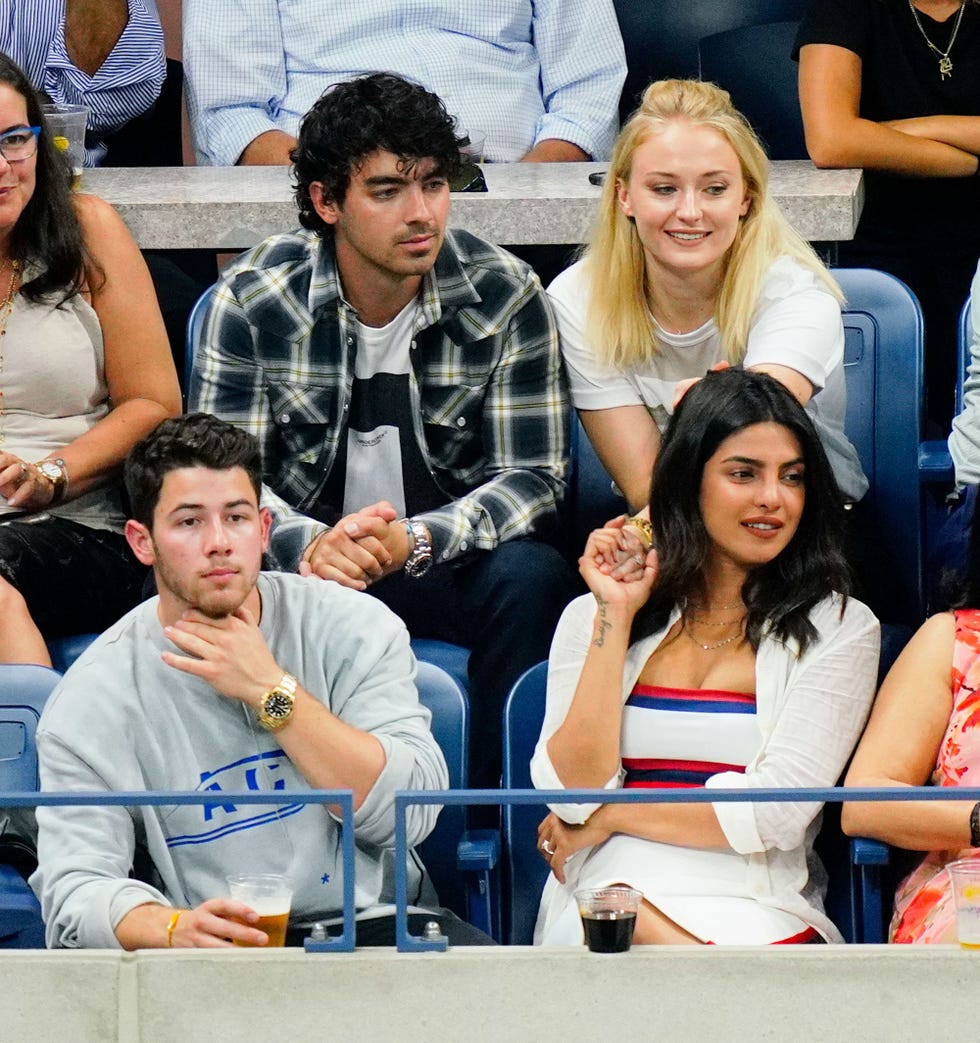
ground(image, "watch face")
xmin=38 ymin=463 xmax=62 ymax=482
xmin=264 ymin=692 xmax=292 ymax=719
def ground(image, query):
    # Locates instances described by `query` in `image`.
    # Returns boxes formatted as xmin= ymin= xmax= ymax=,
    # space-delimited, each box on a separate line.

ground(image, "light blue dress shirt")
xmin=183 ymin=0 xmax=626 ymax=165
xmin=0 ymin=0 xmax=166 ymax=165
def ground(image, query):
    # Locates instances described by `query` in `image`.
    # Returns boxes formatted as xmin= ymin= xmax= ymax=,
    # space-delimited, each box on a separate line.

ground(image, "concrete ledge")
xmin=1 ymin=944 xmax=962 ymax=1042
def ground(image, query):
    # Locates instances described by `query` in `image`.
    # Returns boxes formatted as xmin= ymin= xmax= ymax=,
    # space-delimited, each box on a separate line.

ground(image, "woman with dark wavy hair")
xmin=0 ymin=52 xmax=180 ymax=664
xmin=532 ymin=368 xmax=880 ymax=945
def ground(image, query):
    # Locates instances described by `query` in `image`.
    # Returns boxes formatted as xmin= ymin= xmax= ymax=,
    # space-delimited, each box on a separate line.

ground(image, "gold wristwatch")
xmin=36 ymin=457 xmax=69 ymax=505
xmin=257 ymin=673 xmax=298 ymax=731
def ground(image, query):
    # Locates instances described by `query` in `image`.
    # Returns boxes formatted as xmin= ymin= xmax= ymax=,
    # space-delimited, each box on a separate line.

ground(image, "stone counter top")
xmin=84 ymin=161 xmax=863 ymax=250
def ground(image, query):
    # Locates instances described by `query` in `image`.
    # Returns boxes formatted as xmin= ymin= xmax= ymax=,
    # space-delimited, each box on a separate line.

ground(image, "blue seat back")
xmin=565 ymin=416 xmax=627 ymax=561
xmin=0 ymin=665 xmax=61 ymax=947
xmin=185 ymin=283 xmax=216 ymax=404
xmin=45 ymin=633 xmax=99 ymax=675
xmin=834 ymin=268 xmax=926 ymax=624
xmin=414 ymin=661 xmax=470 ymax=920
xmin=698 ymin=22 xmax=807 ymax=160
xmin=501 ymin=662 xmax=550 ymax=945
xmin=956 ymin=295 xmax=972 ymax=417
xmin=0 ymin=665 xmax=59 ymax=791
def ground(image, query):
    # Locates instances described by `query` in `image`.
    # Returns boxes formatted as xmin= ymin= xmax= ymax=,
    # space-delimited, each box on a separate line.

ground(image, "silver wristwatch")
xmin=404 ymin=520 xmax=433 ymax=578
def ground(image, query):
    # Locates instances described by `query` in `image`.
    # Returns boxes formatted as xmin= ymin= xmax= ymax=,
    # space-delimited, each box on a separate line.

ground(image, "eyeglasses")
xmin=0 ymin=126 xmax=40 ymax=162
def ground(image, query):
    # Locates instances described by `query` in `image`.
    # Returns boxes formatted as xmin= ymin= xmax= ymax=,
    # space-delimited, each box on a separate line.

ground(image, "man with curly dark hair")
xmin=191 ymin=74 xmax=576 ymax=786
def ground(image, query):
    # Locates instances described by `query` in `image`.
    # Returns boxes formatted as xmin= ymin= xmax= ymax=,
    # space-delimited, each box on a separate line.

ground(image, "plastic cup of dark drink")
xmin=575 ymin=887 xmax=642 ymax=953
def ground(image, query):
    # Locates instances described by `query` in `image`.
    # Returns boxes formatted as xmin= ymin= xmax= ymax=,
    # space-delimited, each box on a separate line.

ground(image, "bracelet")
xmin=166 ymin=910 xmax=181 ymax=948
xmin=971 ymin=802 xmax=980 ymax=848
xmin=624 ymin=514 xmax=654 ymax=551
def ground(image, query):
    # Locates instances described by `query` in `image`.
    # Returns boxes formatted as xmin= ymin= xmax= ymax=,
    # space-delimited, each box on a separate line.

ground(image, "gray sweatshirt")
xmin=31 ymin=572 xmax=448 ymax=948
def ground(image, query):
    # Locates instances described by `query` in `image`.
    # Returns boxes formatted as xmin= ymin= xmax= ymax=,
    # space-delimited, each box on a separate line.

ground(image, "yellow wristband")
xmin=166 ymin=911 xmax=181 ymax=948
xmin=625 ymin=515 xmax=654 ymax=551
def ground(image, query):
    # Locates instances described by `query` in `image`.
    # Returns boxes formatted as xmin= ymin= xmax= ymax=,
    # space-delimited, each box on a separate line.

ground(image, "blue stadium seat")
xmin=501 ymin=662 xmax=550 ymax=945
xmin=45 ymin=633 xmax=99 ymax=674
xmin=833 ymin=268 xmax=927 ymax=626
xmin=414 ymin=661 xmax=497 ymax=938
xmin=0 ymin=664 xmax=62 ymax=948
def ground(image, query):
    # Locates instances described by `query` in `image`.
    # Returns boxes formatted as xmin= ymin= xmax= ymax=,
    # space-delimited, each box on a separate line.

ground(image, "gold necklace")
xmin=683 ymin=614 xmax=746 ymax=651
xmin=0 ymin=258 xmax=22 ymax=449
xmin=907 ymin=0 xmax=966 ymax=79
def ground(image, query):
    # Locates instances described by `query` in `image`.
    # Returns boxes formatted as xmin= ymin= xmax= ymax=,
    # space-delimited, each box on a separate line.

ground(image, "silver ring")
xmin=540 ymin=839 xmax=555 ymax=856
xmin=632 ymin=554 xmax=644 ymax=565
xmin=19 ymin=462 xmax=27 ymax=479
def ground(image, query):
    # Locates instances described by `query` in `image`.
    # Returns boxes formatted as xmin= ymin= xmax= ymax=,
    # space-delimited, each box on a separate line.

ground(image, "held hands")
xmin=168 ymin=898 xmax=270 ymax=948
xmin=0 ymin=454 xmax=57 ymax=511
xmin=161 ymin=606 xmax=282 ymax=708
xmin=579 ymin=516 xmax=658 ymax=614
xmin=299 ymin=501 xmax=409 ymax=589
xmin=537 ymin=810 xmax=612 ymax=885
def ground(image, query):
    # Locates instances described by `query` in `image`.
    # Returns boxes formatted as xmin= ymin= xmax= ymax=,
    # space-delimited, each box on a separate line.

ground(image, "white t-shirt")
xmin=548 ymin=256 xmax=868 ymax=502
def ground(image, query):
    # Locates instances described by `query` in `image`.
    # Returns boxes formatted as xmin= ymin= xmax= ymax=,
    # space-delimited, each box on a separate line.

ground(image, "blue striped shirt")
xmin=183 ymin=0 xmax=626 ymax=166
xmin=1 ymin=0 xmax=166 ymax=165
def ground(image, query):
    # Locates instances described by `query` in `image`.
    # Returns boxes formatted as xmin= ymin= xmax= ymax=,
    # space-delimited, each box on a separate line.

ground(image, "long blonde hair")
xmin=584 ymin=79 xmax=842 ymax=370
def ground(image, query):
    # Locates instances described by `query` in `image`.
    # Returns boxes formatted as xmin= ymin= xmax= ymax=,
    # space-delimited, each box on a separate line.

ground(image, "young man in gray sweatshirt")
xmin=29 ymin=413 xmax=483 ymax=948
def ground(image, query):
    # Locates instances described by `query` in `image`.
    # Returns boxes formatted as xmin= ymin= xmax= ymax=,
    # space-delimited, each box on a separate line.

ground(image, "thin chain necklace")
xmin=0 ymin=258 xmax=22 ymax=449
xmin=907 ymin=0 xmax=966 ymax=79
xmin=683 ymin=614 xmax=746 ymax=652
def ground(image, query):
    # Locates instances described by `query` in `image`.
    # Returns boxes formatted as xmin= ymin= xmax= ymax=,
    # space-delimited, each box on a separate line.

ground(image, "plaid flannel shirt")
xmin=190 ymin=228 xmax=569 ymax=570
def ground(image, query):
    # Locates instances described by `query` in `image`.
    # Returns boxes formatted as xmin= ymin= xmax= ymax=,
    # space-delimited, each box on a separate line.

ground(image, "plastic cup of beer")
xmin=40 ymin=103 xmax=88 ymax=190
xmin=947 ymin=858 xmax=980 ymax=949
xmin=227 ymin=873 xmax=292 ymax=947
xmin=575 ymin=886 xmax=642 ymax=953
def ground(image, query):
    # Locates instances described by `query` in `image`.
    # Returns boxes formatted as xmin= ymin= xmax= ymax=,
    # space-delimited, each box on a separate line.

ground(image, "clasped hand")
xmin=579 ymin=515 xmax=659 ymax=612
xmin=300 ymin=500 xmax=409 ymax=589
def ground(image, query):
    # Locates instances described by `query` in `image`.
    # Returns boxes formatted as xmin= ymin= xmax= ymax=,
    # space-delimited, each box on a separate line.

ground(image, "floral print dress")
xmin=891 ymin=610 xmax=980 ymax=943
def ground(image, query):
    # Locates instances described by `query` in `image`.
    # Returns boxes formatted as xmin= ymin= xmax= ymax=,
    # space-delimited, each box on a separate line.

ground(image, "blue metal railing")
xmin=0 ymin=789 xmax=356 ymax=953
xmin=5 ymin=784 xmax=977 ymax=952
xmin=396 ymin=785 xmax=980 ymax=951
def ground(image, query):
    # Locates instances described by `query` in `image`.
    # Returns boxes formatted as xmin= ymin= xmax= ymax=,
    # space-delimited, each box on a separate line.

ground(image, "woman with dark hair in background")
xmin=0 ymin=53 xmax=180 ymax=664
xmin=843 ymin=474 xmax=980 ymax=943
xmin=532 ymin=368 xmax=879 ymax=945
xmin=796 ymin=0 xmax=980 ymax=428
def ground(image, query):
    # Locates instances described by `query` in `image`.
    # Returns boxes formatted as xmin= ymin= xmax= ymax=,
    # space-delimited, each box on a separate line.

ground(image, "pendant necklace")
xmin=907 ymin=0 xmax=966 ymax=79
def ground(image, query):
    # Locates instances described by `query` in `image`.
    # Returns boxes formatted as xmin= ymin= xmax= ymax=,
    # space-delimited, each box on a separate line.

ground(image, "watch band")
xmin=403 ymin=520 xmax=433 ymax=578
xmin=971 ymin=801 xmax=980 ymax=848
xmin=257 ymin=672 xmax=298 ymax=731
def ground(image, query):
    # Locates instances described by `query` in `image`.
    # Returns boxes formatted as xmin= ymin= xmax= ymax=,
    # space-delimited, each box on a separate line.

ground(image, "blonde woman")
xmin=548 ymin=79 xmax=866 ymax=512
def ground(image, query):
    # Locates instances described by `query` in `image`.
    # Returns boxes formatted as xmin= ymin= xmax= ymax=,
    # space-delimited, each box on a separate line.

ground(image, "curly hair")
xmin=631 ymin=368 xmax=851 ymax=655
xmin=0 ymin=52 xmax=87 ymax=302
xmin=292 ymin=72 xmax=464 ymax=236
xmin=124 ymin=413 xmax=263 ymax=527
